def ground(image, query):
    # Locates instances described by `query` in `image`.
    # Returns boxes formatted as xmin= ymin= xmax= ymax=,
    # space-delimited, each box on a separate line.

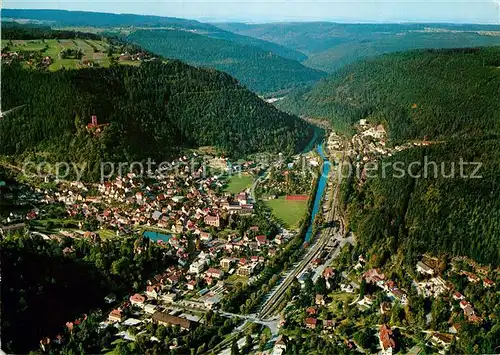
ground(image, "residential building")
xmin=146 ymin=285 xmax=159 ymax=299
xmin=161 ymin=293 xmax=178 ymax=304
xmin=255 ymin=235 xmax=267 ymax=246
xmin=483 ymin=278 xmax=495 ymax=288
xmin=306 ymin=307 xmax=317 ymax=316
xmin=322 ymin=319 xmax=335 ymax=330
xmin=237 ymin=262 xmax=260 ymax=277
xmin=206 ymin=267 xmax=224 ymax=279
xmin=379 ymin=324 xmax=396 ymax=355
xmin=220 ymin=258 xmax=233 ymax=270
xmin=305 ymin=318 xmax=317 ymax=329
xmin=204 ymin=215 xmax=220 ymax=227
xmin=129 ymin=294 xmax=145 ymax=308
xmin=315 ymin=294 xmax=326 ymax=306
xmin=108 ymin=309 xmax=123 ymax=322
xmin=200 ymin=232 xmax=212 ymax=242
xmin=189 ymin=260 xmax=206 ymax=274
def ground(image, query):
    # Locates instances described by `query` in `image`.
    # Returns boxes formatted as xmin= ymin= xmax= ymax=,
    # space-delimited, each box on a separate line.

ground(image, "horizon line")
xmin=3 ymin=7 xmax=500 ymax=26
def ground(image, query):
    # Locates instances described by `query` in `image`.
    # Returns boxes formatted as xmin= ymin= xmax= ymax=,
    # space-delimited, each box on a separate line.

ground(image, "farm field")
xmin=265 ymin=196 xmax=308 ymax=229
xmin=3 ymin=38 xmax=136 ymax=70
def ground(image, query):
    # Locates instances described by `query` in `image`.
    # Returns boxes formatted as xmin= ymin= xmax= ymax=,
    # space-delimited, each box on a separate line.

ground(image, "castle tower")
xmin=91 ymin=115 xmax=98 ymax=126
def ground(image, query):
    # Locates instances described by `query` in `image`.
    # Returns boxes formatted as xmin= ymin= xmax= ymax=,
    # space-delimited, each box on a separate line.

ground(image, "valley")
xmin=1 ymin=8 xmax=500 ymax=355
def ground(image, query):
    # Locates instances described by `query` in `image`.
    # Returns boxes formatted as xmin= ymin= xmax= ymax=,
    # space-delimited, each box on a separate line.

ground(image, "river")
xmin=304 ymin=143 xmax=331 ymax=242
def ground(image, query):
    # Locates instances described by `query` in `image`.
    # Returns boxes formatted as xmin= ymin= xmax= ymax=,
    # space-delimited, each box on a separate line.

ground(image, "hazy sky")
xmin=4 ymin=0 xmax=500 ymax=24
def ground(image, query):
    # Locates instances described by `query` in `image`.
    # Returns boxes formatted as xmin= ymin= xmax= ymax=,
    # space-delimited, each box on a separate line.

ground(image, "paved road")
xmin=219 ymin=311 xmax=280 ymax=336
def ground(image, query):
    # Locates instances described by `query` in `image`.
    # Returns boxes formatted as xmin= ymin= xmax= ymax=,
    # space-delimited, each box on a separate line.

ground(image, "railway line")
xmin=257 ymin=142 xmax=347 ymax=319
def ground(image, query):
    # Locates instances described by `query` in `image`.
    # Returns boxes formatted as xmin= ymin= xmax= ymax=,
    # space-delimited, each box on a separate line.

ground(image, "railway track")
xmin=258 ymin=143 xmax=347 ymax=319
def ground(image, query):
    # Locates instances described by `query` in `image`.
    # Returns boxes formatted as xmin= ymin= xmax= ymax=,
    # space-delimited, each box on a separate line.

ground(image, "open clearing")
xmin=265 ymin=196 xmax=308 ymax=229
xmin=3 ymin=38 xmax=135 ymax=70
xmin=224 ymin=173 xmax=254 ymax=194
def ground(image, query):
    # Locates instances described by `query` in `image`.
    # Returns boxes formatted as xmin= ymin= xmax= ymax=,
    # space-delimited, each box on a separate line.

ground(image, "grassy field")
xmin=98 ymin=229 xmax=117 ymax=239
xmin=265 ymin=196 xmax=308 ymax=229
xmin=224 ymin=173 xmax=254 ymax=194
xmin=226 ymin=274 xmax=249 ymax=286
xmin=4 ymin=38 xmax=135 ymax=70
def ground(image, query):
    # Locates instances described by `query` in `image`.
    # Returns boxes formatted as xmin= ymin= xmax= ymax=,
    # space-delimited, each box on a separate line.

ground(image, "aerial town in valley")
xmin=2 ymin=116 xmax=499 ymax=355
xmin=2 ymin=5 xmax=500 ymax=354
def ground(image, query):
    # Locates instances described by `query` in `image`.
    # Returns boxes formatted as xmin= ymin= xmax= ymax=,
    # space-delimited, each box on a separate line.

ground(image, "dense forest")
xmin=2 ymin=8 xmax=214 ymax=29
xmin=344 ymin=139 xmax=500 ymax=266
xmin=278 ymin=47 xmax=500 ymax=142
xmin=303 ymin=32 xmax=500 ymax=73
xmin=217 ymin=22 xmax=500 ymax=72
xmin=1 ymin=21 xmax=102 ymax=40
xmin=125 ymin=29 xmax=327 ymax=94
xmin=2 ymin=9 xmax=307 ymax=62
xmin=1 ymin=233 xmax=174 ymax=353
xmin=1 ymin=61 xmax=313 ymax=181
xmin=282 ymin=48 xmax=500 ymax=266
xmin=216 ymin=22 xmax=500 ymax=55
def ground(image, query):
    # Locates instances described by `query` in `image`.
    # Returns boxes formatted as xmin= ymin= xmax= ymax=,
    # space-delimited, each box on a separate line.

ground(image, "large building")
xmin=416 ymin=261 xmax=435 ymax=275
xmin=204 ymin=215 xmax=220 ymax=227
xmin=151 ymin=311 xmax=196 ymax=330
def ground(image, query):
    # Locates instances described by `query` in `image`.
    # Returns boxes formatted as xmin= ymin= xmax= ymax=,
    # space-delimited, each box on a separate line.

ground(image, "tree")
xmin=230 ymin=338 xmax=240 ymax=355
xmin=115 ymin=341 xmax=132 ymax=355
xmin=359 ymin=279 xmax=366 ymax=299
xmin=315 ymin=276 xmax=327 ymax=295
xmin=111 ymin=256 xmax=130 ymax=275
xmin=353 ymin=329 xmax=373 ymax=349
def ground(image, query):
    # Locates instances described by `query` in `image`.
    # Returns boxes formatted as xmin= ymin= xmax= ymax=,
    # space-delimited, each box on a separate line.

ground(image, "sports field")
xmin=265 ymin=196 xmax=308 ymax=229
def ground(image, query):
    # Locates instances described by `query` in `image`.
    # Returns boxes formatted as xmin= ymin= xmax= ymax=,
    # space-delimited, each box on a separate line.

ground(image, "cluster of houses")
xmin=303 ymin=305 xmax=335 ymax=333
xmin=363 ymin=269 xmax=408 ymax=305
xmin=39 ymin=154 xmax=263 ymax=237
xmin=105 ymin=266 xmax=210 ymax=333
xmin=415 ymin=261 xmax=451 ymax=298
xmin=416 ymin=257 xmax=497 ymax=325
xmin=1 ymin=50 xmax=49 ymax=66
xmin=118 ymin=52 xmax=149 ymax=62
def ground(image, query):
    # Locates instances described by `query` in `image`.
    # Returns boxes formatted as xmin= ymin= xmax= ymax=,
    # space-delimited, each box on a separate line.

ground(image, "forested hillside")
xmin=281 ymin=47 xmax=500 ymax=265
xmin=217 ymin=22 xmax=500 ymax=72
xmin=2 ymin=8 xmax=213 ymax=29
xmin=1 ymin=233 xmax=175 ymax=353
xmin=125 ymin=29 xmax=326 ymax=94
xmin=278 ymin=47 xmax=500 ymax=142
xmin=217 ymin=22 xmax=500 ymax=55
xmin=345 ymin=139 xmax=500 ymax=266
xmin=1 ymin=61 xmax=313 ymax=181
xmin=1 ymin=21 xmax=102 ymax=40
xmin=303 ymin=32 xmax=500 ymax=72
xmin=3 ymin=9 xmax=307 ymax=62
